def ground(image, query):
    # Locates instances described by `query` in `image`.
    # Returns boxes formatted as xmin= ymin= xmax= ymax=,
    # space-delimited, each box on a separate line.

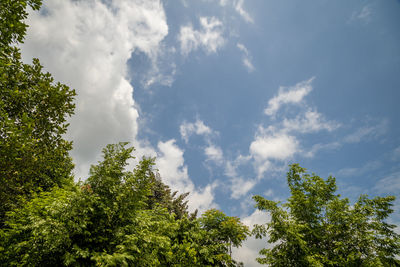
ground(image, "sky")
xmin=21 ymin=0 xmax=400 ymax=265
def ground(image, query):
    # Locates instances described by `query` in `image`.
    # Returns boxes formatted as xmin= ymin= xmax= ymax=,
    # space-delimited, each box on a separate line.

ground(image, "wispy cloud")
xmin=237 ymin=43 xmax=255 ymax=72
xmin=235 ymin=0 xmax=254 ymax=23
xmin=373 ymin=171 xmax=400 ymax=195
xmin=248 ymin=77 xmax=342 ymax=177
xmin=344 ymin=119 xmax=388 ymax=143
xmin=180 ymin=119 xmax=215 ymax=143
xmin=179 ymin=17 xmax=225 ymax=55
xmin=230 ymin=178 xmax=257 ymax=199
xmin=337 ymin=160 xmax=382 ymax=178
xmin=264 ymin=77 xmax=314 ymax=116
xmin=205 ymin=145 xmax=224 ymax=165
xmin=282 ymin=109 xmax=340 ymax=134
xmin=350 ymin=5 xmax=373 ymax=23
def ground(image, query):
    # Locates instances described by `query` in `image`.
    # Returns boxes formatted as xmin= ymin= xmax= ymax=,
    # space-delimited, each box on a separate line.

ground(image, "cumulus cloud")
xmin=264 ymin=77 xmax=314 ymax=116
xmin=250 ymin=131 xmax=298 ymax=177
xmin=237 ymin=42 xmax=255 ymax=72
xmin=250 ymin=134 xmax=298 ymax=161
xmin=21 ymin=0 xmax=168 ymax=179
xmin=179 ymin=17 xmax=225 ymax=55
xmin=156 ymin=140 xmax=218 ymax=213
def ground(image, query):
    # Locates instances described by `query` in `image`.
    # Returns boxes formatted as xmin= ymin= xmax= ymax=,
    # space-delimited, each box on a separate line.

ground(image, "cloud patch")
xmin=179 ymin=17 xmax=225 ymax=55
xmin=234 ymin=0 xmax=254 ymax=23
xmin=237 ymin=43 xmax=255 ymax=72
xmin=180 ymin=119 xmax=215 ymax=143
xmin=264 ymin=77 xmax=314 ymax=116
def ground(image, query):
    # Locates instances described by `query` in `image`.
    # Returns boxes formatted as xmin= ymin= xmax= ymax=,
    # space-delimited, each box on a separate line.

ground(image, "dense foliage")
xmin=253 ymin=164 xmax=400 ymax=266
xmin=1 ymin=143 xmax=249 ymax=266
xmin=0 ymin=0 xmax=76 ymax=224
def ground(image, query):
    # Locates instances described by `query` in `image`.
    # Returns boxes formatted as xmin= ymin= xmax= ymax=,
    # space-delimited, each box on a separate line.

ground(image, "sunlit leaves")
xmin=253 ymin=164 xmax=400 ymax=266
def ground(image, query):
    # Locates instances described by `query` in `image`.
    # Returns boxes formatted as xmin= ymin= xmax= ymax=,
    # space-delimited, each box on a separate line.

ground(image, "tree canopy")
xmin=253 ymin=164 xmax=400 ymax=266
xmin=1 ymin=143 xmax=249 ymax=266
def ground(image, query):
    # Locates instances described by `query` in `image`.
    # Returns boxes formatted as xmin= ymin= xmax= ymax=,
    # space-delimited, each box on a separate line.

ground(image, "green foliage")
xmin=253 ymin=164 xmax=400 ymax=266
xmin=0 ymin=0 xmax=76 ymax=224
xmin=1 ymin=143 xmax=248 ymax=266
xmin=0 ymin=0 xmax=42 ymax=47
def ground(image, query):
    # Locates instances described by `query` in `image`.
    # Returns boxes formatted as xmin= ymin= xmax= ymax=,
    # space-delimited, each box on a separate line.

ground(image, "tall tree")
xmin=253 ymin=164 xmax=400 ymax=266
xmin=0 ymin=0 xmax=76 ymax=224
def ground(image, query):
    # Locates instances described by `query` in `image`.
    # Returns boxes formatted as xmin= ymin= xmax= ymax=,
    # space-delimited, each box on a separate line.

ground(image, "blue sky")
xmin=22 ymin=0 xmax=400 ymax=265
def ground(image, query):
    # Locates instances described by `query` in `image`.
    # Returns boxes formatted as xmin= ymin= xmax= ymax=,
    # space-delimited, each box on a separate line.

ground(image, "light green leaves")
xmin=253 ymin=164 xmax=400 ymax=266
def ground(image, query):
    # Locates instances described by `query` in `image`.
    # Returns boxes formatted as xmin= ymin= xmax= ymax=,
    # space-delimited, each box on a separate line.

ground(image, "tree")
xmin=0 ymin=0 xmax=42 ymax=47
xmin=1 ymin=143 xmax=249 ymax=266
xmin=0 ymin=0 xmax=76 ymax=224
xmin=253 ymin=164 xmax=400 ymax=266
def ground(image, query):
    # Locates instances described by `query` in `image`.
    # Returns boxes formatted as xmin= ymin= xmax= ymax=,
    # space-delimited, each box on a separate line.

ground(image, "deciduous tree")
xmin=0 ymin=0 xmax=76 ymax=224
xmin=253 ymin=164 xmax=400 ymax=266
xmin=1 ymin=143 xmax=248 ymax=266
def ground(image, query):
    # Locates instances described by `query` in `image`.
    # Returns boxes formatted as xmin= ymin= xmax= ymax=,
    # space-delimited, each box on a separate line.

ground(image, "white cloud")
xmin=180 ymin=119 xmax=214 ymax=143
xmin=156 ymin=140 xmax=192 ymax=192
xmin=232 ymin=209 xmax=270 ymax=267
xmin=225 ymin=161 xmax=239 ymax=178
xmin=248 ymin=77 xmax=342 ymax=177
xmin=303 ymin=118 xmax=388 ymax=158
xmin=282 ymin=109 xmax=340 ymax=133
xmin=264 ymin=77 xmax=314 ymax=116
xmin=179 ymin=17 xmax=225 ymax=55
xmin=156 ymin=139 xmax=218 ymax=213
xmin=237 ymin=43 xmax=255 ymax=72
xmin=231 ymin=178 xmax=257 ymax=199
xmin=205 ymin=145 xmax=224 ymax=164
xmin=250 ymin=134 xmax=298 ymax=161
xmin=249 ymin=130 xmax=299 ymax=178
xmin=235 ymin=0 xmax=254 ymax=24
xmin=22 ymin=0 xmax=168 ymax=179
